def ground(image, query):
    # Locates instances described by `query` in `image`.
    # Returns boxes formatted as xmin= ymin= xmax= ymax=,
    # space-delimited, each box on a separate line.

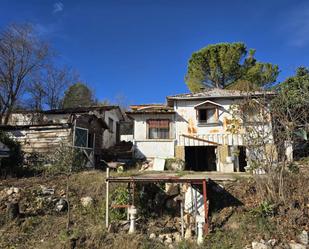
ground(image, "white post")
xmin=196 ymin=215 xmax=204 ymax=245
xmin=105 ymin=166 xmax=110 ymax=229
xmin=180 ymin=199 xmax=184 ymax=238
xmin=128 ymin=205 xmax=137 ymax=234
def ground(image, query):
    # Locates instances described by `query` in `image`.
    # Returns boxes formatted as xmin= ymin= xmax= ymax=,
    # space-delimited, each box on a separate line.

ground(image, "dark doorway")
xmin=238 ymin=146 xmax=247 ymax=172
xmin=185 ymin=146 xmax=217 ymax=171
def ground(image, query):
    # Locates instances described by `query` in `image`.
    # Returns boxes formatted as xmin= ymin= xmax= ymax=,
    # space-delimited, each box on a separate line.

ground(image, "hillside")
xmin=0 ymin=163 xmax=309 ymax=249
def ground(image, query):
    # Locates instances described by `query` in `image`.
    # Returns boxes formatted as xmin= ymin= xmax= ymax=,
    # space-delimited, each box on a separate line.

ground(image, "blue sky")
xmin=1 ymin=0 xmax=309 ymax=105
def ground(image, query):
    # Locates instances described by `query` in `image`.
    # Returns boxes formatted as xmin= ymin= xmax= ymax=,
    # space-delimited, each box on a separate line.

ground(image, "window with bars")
xmin=74 ymin=127 xmax=88 ymax=148
xmin=147 ymin=119 xmax=170 ymax=139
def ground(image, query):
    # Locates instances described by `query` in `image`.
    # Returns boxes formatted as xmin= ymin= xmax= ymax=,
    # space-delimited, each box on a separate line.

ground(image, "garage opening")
xmin=185 ymin=146 xmax=217 ymax=171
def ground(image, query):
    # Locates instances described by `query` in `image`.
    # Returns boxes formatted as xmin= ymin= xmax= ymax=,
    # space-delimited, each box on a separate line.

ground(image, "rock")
xmin=12 ymin=187 xmax=20 ymax=194
xmin=164 ymin=235 xmax=173 ymax=244
xmin=149 ymin=233 xmax=156 ymax=239
xmin=59 ymin=189 xmax=66 ymax=197
xmin=289 ymin=242 xmax=306 ymax=249
xmin=158 ymin=234 xmax=165 ymax=243
xmin=266 ymin=239 xmax=277 ymax=247
xmin=252 ymin=241 xmax=270 ymax=249
xmin=80 ymin=197 xmax=94 ymax=207
xmin=166 ymin=159 xmax=185 ymax=171
xmin=55 ymin=198 xmax=68 ymax=212
xmin=158 ymin=234 xmax=165 ymax=239
xmin=168 ymin=244 xmax=174 ymax=249
xmin=173 ymin=232 xmax=181 ymax=243
xmin=297 ymin=230 xmax=308 ymax=245
xmin=41 ymin=186 xmax=55 ymax=195
xmin=6 ymin=188 xmax=14 ymax=196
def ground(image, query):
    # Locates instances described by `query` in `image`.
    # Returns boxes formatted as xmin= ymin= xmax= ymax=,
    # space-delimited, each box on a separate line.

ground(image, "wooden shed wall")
xmin=11 ymin=127 xmax=72 ymax=154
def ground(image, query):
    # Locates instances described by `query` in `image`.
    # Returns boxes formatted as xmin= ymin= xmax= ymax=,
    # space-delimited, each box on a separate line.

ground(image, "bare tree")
xmin=228 ymin=85 xmax=309 ymax=204
xmin=26 ymin=72 xmax=46 ymax=111
xmin=26 ymin=66 xmax=79 ymax=111
xmin=0 ymin=23 xmax=50 ymax=124
xmin=45 ymin=66 xmax=79 ymax=109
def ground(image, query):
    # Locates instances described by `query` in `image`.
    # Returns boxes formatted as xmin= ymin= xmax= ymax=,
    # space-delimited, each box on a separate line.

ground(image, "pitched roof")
xmin=167 ymin=88 xmax=276 ymax=100
xmin=10 ymin=105 xmax=124 ymax=121
xmin=194 ymin=100 xmax=224 ymax=109
xmin=11 ymin=105 xmax=121 ymax=114
xmin=126 ymin=104 xmax=175 ymax=115
xmin=41 ymin=106 xmax=120 ymax=114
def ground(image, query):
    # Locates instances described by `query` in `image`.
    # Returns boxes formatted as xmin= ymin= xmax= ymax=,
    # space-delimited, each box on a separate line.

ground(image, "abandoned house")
xmin=0 ymin=106 xmax=124 ymax=167
xmin=127 ymin=88 xmax=276 ymax=172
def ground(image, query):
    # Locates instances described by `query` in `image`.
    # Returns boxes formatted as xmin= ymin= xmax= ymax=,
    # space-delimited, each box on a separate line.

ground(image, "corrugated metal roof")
xmin=10 ymin=105 xmax=121 ymax=114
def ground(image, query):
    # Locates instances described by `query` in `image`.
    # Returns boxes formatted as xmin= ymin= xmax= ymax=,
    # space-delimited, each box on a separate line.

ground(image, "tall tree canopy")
xmin=62 ymin=82 xmax=95 ymax=108
xmin=185 ymin=42 xmax=279 ymax=92
xmin=272 ymin=66 xmax=309 ymax=129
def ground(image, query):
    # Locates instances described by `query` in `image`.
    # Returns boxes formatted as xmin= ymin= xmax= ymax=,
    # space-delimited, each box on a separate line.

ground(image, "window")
xmin=148 ymin=119 xmax=170 ymax=139
xmin=108 ymin=118 xmax=114 ymax=132
xmin=198 ymin=108 xmax=218 ymax=124
xmin=74 ymin=127 xmax=88 ymax=148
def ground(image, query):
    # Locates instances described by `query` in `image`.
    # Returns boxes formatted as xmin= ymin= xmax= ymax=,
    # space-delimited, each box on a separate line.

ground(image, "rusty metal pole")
xmin=202 ymin=179 xmax=208 ymax=234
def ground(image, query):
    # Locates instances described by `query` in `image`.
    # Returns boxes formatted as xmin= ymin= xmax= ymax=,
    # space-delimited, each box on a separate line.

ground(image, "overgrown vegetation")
xmin=110 ymin=186 xmax=130 ymax=220
xmin=0 ymin=130 xmax=24 ymax=178
xmin=1 ymin=166 xmax=309 ymax=248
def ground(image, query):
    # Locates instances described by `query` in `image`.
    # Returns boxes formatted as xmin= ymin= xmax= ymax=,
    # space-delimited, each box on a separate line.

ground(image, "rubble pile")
xmin=0 ymin=184 xmax=71 ymax=216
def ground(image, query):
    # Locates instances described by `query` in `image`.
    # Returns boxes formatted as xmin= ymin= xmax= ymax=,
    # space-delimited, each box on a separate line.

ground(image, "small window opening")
xmin=198 ymin=108 xmax=217 ymax=124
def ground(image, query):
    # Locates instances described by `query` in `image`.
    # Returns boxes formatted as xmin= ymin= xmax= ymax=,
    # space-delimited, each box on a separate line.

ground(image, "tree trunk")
xmin=4 ymin=105 xmax=14 ymax=125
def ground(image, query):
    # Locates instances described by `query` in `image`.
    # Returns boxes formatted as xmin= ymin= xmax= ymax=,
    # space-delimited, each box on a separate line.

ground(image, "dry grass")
xmin=1 ymin=164 xmax=309 ymax=249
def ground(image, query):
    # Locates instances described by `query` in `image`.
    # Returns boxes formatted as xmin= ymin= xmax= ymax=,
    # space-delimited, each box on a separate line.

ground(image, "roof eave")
xmin=167 ymin=93 xmax=277 ymax=101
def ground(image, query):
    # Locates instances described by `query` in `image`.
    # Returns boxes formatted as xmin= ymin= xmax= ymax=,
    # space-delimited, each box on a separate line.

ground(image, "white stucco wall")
xmin=175 ymin=99 xmax=236 ymax=139
xmin=174 ymin=98 xmax=273 ymax=146
xmin=131 ymin=113 xmax=175 ymax=158
xmin=134 ymin=139 xmax=175 ymax=159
